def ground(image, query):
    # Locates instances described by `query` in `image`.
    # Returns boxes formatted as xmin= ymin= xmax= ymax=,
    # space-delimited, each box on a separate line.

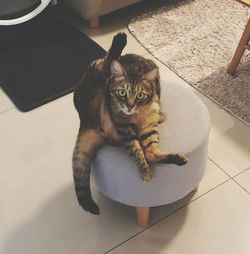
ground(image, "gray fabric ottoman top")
xmin=92 ymin=80 xmax=211 ymax=207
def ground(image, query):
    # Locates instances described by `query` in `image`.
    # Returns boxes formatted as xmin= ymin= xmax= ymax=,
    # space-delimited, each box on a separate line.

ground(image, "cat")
xmin=72 ymin=33 xmax=187 ymax=215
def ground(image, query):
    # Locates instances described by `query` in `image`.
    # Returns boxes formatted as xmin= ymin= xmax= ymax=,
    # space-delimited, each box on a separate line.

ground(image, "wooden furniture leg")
xmin=227 ymin=18 xmax=250 ymax=75
xmin=136 ymin=207 xmax=150 ymax=228
xmin=89 ymin=16 xmax=100 ymax=28
xmin=193 ymin=185 xmax=199 ymax=192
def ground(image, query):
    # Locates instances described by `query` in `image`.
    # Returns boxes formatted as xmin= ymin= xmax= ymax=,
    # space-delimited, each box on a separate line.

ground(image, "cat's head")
xmin=108 ymin=60 xmax=159 ymax=116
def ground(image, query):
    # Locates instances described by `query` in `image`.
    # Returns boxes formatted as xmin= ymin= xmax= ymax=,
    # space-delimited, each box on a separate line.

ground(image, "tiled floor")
xmin=1 ymin=2 xmax=250 ymax=254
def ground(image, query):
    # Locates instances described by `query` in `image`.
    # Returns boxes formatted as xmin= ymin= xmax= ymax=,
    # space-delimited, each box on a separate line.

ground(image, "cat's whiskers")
xmin=111 ymin=105 xmax=122 ymax=116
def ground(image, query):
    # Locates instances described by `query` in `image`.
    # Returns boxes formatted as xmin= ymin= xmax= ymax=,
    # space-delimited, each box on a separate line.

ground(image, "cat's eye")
xmin=136 ymin=92 xmax=146 ymax=100
xmin=118 ymin=89 xmax=127 ymax=97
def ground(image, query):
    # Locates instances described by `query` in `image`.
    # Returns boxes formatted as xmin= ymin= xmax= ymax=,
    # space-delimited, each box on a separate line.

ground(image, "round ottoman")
xmin=92 ymin=80 xmax=211 ymax=227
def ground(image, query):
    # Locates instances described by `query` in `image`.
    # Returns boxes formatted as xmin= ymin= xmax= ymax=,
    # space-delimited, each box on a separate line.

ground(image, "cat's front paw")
xmin=161 ymin=153 xmax=187 ymax=166
xmin=141 ymin=170 xmax=154 ymax=182
xmin=173 ymin=153 xmax=188 ymax=166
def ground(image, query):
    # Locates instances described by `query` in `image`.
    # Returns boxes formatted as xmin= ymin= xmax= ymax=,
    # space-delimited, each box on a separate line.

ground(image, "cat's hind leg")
xmin=72 ymin=129 xmax=104 ymax=214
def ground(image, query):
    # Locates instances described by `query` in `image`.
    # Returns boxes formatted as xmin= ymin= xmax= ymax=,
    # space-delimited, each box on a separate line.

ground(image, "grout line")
xmin=232 ymin=178 xmax=250 ymax=195
xmin=105 ymin=177 xmax=232 ymax=253
xmin=232 ymin=166 xmax=250 ymax=179
xmin=232 ymin=166 xmax=250 ymax=196
xmin=208 ymin=157 xmax=250 ymax=182
xmin=207 ymin=157 xmax=232 ymax=178
xmin=208 ymin=157 xmax=250 ymax=196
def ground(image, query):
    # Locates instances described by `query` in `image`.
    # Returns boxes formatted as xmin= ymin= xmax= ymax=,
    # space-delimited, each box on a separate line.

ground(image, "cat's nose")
xmin=127 ymin=105 xmax=134 ymax=112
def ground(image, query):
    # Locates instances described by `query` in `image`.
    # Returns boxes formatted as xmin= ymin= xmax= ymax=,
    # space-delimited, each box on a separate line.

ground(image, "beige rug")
xmin=128 ymin=0 xmax=250 ymax=126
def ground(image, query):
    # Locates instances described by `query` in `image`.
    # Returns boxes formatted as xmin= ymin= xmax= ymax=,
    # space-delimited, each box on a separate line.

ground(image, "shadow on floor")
xmin=2 ymin=182 xmax=195 ymax=254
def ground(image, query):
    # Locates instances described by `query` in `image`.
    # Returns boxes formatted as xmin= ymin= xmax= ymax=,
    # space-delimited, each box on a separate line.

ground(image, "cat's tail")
xmin=72 ymin=129 xmax=104 ymax=215
xmin=103 ymin=32 xmax=127 ymax=76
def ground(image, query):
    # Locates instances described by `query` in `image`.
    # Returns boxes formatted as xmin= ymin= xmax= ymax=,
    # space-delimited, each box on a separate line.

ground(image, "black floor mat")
xmin=0 ymin=9 xmax=106 ymax=112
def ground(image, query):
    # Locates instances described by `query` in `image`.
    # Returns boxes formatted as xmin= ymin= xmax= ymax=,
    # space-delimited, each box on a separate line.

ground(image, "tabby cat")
xmin=73 ymin=33 xmax=187 ymax=215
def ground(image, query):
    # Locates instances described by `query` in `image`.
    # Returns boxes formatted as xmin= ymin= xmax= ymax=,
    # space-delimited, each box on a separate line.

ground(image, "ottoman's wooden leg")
xmin=89 ymin=16 xmax=100 ymax=28
xmin=193 ymin=185 xmax=199 ymax=192
xmin=136 ymin=207 xmax=150 ymax=228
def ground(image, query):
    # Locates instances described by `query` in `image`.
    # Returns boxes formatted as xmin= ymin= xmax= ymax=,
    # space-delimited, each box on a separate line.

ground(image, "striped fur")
xmin=72 ymin=33 xmax=187 ymax=215
xmin=73 ymin=33 xmax=127 ymax=214
xmin=108 ymin=57 xmax=187 ymax=182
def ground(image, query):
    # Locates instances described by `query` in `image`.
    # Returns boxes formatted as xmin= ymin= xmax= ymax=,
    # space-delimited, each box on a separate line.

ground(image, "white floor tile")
xmin=208 ymin=121 xmax=250 ymax=177
xmin=192 ymin=159 xmax=229 ymax=196
xmin=109 ymin=180 xmax=250 ymax=254
xmin=0 ymin=94 xmax=78 ymax=199
xmin=0 ymin=88 xmax=15 ymax=113
xmin=234 ymin=168 xmax=250 ymax=194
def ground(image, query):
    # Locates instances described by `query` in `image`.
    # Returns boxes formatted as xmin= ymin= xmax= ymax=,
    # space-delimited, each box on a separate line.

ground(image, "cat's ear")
xmin=143 ymin=68 xmax=159 ymax=81
xmin=111 ymin=60 xmax=127 ymax=78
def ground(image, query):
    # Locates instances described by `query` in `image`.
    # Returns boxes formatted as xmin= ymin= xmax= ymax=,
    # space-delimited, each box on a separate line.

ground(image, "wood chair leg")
xmin=193 ymin=185 xmax=199 ymax=192
xmin=89 ymin=16 xmax=100 ymax=28
xmin=227 ymin=18 xmax=250 ymax=75
xmin=136 ymin=207 xmax=150 ymax=228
